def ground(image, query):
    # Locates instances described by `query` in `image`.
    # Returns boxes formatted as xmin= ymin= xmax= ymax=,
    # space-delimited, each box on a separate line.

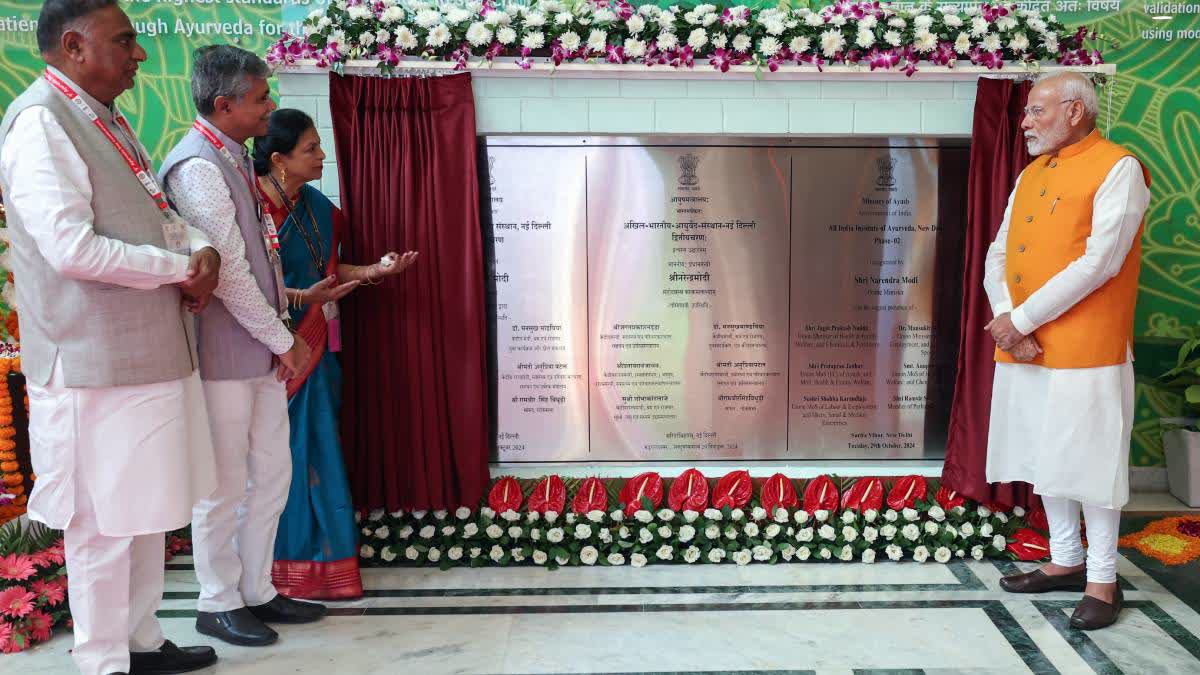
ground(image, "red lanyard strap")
xmin=43 ymin=70 xmax=167 ymax=213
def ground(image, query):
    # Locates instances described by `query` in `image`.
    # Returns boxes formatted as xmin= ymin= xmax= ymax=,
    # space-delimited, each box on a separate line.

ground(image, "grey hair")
xmin=1035 ymin=72 xmax=1099 ymax=119
xmin=191 ymin=45 xmax=270 ymax=116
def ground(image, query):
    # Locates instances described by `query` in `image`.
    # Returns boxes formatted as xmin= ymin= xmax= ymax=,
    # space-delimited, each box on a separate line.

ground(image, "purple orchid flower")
xmin=517 ymin=46 xmax=533 ymax=70
xmin=606 ymin=44 xmax=627 ymax=64
xmin=376 ymin=43 xmax=402 ymax=67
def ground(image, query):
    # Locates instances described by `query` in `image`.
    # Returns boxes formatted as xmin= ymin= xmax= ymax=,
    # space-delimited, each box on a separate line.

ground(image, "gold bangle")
xmin=364 ymin=267 xmax=383 ymax=286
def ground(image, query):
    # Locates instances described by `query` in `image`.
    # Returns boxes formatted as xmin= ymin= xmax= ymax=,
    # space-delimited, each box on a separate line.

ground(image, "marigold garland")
xmin=0 ymin=349 xmax=27 ymax=526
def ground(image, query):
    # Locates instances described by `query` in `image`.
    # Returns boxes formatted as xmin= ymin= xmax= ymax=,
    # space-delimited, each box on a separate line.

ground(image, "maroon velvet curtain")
xmin=941 ymin=78 xmax=1039 ymax=509
xmin=331 ymin=73 xmax=490 ymax=511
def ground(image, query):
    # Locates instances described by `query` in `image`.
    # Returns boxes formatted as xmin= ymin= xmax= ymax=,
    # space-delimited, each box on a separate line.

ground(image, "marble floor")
xmin=11 ymin=548 xmax=1200 ymax=675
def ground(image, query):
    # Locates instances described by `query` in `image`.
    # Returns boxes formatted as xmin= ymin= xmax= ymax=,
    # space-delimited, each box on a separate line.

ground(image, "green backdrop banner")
xmin=0 ymin=1 xmax=1195 ymax=465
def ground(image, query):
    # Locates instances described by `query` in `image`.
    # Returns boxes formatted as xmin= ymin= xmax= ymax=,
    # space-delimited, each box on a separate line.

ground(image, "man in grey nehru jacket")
xmin=160 ymin=44 xmax=325 ymax=648
xmin=0 ymin=2 xmax=221 ymax=673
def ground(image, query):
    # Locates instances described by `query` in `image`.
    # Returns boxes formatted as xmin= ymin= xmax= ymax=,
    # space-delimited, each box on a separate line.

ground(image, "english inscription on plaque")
xmin=482 ymin=137 xmax=964 ymax=462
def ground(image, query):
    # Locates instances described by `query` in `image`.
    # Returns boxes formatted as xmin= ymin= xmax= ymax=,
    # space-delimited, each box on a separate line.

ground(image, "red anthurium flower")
xmin=620 ymin=472 xmax=664 ymax=516
xmin=935 ymin=485 xmax=966 ymax=510
xmin=887 ymin=475 xmax=928 ymax=511
xmin=841 ymin=477 xmax=884 ymax=512
xmin=712 ymin=470 xmax=753 ymax=509
xmin=572 ymin=477 xmax=609 ymax=514
xmin=487 ymin=476 xmax=524 ymax=514
xmin=760 ymin=473 xmax=800 ymax=514
xmin=526 ymin=475 xmax=567 ymax=514
xmin=668 ymin=469 xmax=710 ymax=512
xmin=803 ymin=475 xmax=840 ymax=513
xmin=1026 ymin=507 xmax=1049 ymax=531
xmin=1007 ymin=528 xmax=1051 ymax=561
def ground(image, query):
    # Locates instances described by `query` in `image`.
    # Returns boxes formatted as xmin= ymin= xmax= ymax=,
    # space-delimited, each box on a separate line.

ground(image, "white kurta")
xmin=0 ymin=105 xmax=217 ymax=537
xmin=984 ymin=157 xmax=1150 ymax=510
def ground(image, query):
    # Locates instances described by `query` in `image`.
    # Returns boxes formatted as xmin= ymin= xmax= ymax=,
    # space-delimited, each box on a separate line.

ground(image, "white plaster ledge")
xmin=277 ymin=57 xmax=1115 ymax=81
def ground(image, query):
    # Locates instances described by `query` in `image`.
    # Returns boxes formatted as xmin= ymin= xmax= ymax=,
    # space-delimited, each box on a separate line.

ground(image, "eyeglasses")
xmin=1023 ymin=99 xmax=1080 ymax=120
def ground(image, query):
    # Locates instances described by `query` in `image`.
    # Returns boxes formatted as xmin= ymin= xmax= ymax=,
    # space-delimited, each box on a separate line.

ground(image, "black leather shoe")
xmin=129 ymin=639 xmax=218 ymax=674
xmin=248 ymin=594 xmax=328 ymax=624
xmin=1070 ymin=586 xmax=1124 ymax=630
xmin=196 ymin=607 xmax=278 ymax=647
xmin=999 ymin=568 xmax=1087 ymax=594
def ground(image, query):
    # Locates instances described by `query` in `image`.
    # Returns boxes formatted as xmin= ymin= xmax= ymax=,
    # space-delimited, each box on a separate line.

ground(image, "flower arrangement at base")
xmin=356 ymin=472 xmax=1049 ymax=569
xmin=0 ymin=520 xmax=68 ymax=654
xmin=0 ymin=345 xmax=25 ymax=527
xmin=267 ymin=1 xmax=1110 ymax=77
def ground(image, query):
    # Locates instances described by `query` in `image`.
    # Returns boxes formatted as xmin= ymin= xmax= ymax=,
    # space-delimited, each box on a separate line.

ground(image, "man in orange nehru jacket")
xmin=983 ymin=71 xmax=1150 ymax=631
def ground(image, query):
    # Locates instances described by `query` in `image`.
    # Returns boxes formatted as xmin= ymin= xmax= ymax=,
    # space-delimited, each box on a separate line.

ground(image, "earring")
xmin=279 ymin=166 xmax=287 ymax=185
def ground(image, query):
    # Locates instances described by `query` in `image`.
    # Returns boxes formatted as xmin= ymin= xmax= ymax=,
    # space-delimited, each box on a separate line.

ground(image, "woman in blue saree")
xmin=253 ymin=109 xmax=416 ymax=599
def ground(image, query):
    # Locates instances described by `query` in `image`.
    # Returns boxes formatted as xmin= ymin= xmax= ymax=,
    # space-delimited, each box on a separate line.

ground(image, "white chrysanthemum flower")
xmin=943 ymin=14 xmax=964 ymax=29
xmin=684 ymin=9 xmax=701 ymax=25
xmin=627 ymin=15 xmax=646 ymax=34
xmin=679 ymin=525 xmax=696 ymax=543
xmin=404 ymin=545 xmax=418 ymax=560
xmin=608 ymin=552 xmax=626 ymax=565
xmin=1027 ymin=19 xmax=1046 ymax=34
xmin=888 ymin=17 xmax=907 ymax=29
xmin=634 ymin=510 xmax=654 ymax=523
xmin=631 ymin=553 xmax=648 ymax=568
xmin=532 ymin=550 xmax=548 ymax=565
xmin=993 ymin=535 xmax=1008 ymax=550
xmin=913 ymin=545 xmax=930 ymax=563
xmin=426 ymin=24 xmax=451 ymax=48
xmin=886 ymin=544 xmax=904 ymax=561
xmin=805 ymin=12 xmax=825 ymax=28
xmin=347 ymin=4 xmax=373 ymax=20
xmin=911 ymin=13 xmax=933 ymax=30
xmin=705 ymin=524 xmax=721 ymax=539
xmin=522 ymin=31 xmax=546 ymax=49
xmin=914 ymin=30 xmax=938 ymax=52
xmin=732 ymin=33 xmax=752 ymax=52
xmin=587 ymin=29 xmax=608 ymax=53
xmin=1009 ymin=32 xmax=1030 ymax=52
xmin=765 ymin=524 xmax=781 ymax=539
xmin=797 ymin=527 xmax=815 ymax=542
xmin=687 ymin=27 xmax=709 ymax=49
xmin=744 ymin=523 xmax=760 ymax=538
xmin=954 ymin=32 xmax=972 ymax=54
xmin=903 ymin=524 xmax=921 ymax=541
xmin=466 ymin=22 xmax=493 ymax=47
xmin=380 ymin=546 xmax=397 ymax=562
xmin=711 ymin=33 xmax=728 ymax=49
xmin=971 ymin=16 xmax=989 ymax=37
xmin=580 ymin=546 xmax=599 ymax=565
xmin=415 ymin=9 xmax=442 ymax=28
xmin=763 ymin=18 xmax=786 ymax=35
xmin=819 ymin=525 xmax=837 ymax=540
xmin=554 ymin=11 xmax=573 ymax=26
xmin=382 ymin=6 xmax=405 ymax=24
xmin=358 ymin=31 xmax=376 ymax=48
xmin=594 ymin=8 xmax=617 ymax=23
xmin=560 ymin=31 xmax=582 ymax=51
xmin=997 ymin=15 xmax=1018 ymax=31
xmin=547 ymin=528 xmax=565 ymax=543
xmin=862 ymin=549 xmax=877 ymax=564
xmin=830 ymin=14 xmax=847 ymax=27
xmin=982 ymin=33 xmax=1002 ymax=52
xmin=446 ymin=8 xmax=473 ymax=25
xmin=360 ymin=544 xmax=375 ymax=558
xmin=934 ymin=546 xmax=952 ymax=563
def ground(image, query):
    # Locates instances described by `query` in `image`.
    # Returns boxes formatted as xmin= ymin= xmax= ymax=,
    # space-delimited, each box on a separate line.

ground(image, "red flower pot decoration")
xmin=667 ymin=469 xmax=710 ymax=512
xmin=760 ymin=473 xmax=799 ymax=514
xmin=1007 ymin=528 xmax=1051 ymax=561
xmin=572 ymin=476 xmax=609 ymax=514
xmin=886 ymin=475 xmax=928 ymax=511
xmin=712 ymin=470 xmax=753 ymax=509
xmin=935 ymin=485 xmax=966 ymax=510
xmin=487 ymin=476 xmax=524 ymax=514
xmin=841 ymin=477 xmax=884 ymax=512
xmin=526 ymin=475 xmax=566 ymax=514
xmin=803 ymin=475 xmax=840 ymax=513
xmin=620 ymin=472 xmax=664 ymax=516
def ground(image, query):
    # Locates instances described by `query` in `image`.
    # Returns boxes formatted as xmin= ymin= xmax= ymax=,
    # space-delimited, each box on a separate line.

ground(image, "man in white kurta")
xmin=984 ymin=72 xmax=1150 ymax=631
xmin=0 ymin=2 xmax=219 ymax=673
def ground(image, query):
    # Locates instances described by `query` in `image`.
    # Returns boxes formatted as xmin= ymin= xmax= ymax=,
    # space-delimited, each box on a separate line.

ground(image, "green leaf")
xmin=640 ymin=495 xmax=654 ymax=511
xmin=1186 ymin=385 xmax=1200 ymax=404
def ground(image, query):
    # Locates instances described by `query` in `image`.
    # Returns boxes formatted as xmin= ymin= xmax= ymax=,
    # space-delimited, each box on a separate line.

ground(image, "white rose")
xmin=463 ymin=523 xmax=478 ymax=537
xmin=708 ymin=548 xmax=726 ymax=563
xmin=797 ymin=527 xmax=815 ymax=542
xmin=842 ymin=511 xmax=857 ymax=525
xmin=655 ymin=509 xmax=675 ymax=522
xmin=863 ymin=510 xmax=878 ymax=524
xmin=913 ymin=545 xmax=930 ymax=563
xmin=375 ymin=525 xmax=390 ymax=539
xmin=360 ymin=544 xmax=375 ymax=558
xmin=734 ymin=550 xmax=753 ymax=566
xmin=705 ymin=509 xmax=723 ymax=521
xmin=795 ymin=510 xmax=811 ymax=525
xmin=863 ymin=527 xmax=879 ymax=543
xmin=924 ymin=521 xmax=940 ymax=536
xmin=658 ymin=525 xmax=673 ymax=539
xmin=996 ymin=513 xmax=1009 ymax=524
xmin=765 ymin=524 xmax=781 ymax=539
xmin=455 ymin=507 xmax=472 ymax=520
xmin=684 ymin=546 xmax=701 ymax=563
xmin=427 ymin=548 xmax=442 ymax=562
xmin=842 ymin=526 xmax=859 ymax=542
xmin=972 ymin=545 xmax=985 ymax=561
xmin=838 ymin=545 xmax=854 ymax=561
xmin=399 ymin=525 xmax=414 ymax=539
xmin=781 ymin=544 xmax=796 ymax=561
xmin=448 ymin=546 xmax=463 ymax=561
xmin=548 ymin=528 xmax=565 ymax=543
xmin=565 ymin=513 xmax=578 ymax=525
xmin=935 ymin=547 xmax=952 ymax=563
xmin=884 ymin=510 xmax=899 ymax=522
xmin=724 ymin=526 xmax=738 ymax=540
xmin=587 ymin=510 xmax=605 ymax=523
xmin=862 ymin=549 xmax=877 ymax=564
xmin=404 ymin=545 xmax=419 ymax=560
xmin=944 ymin=525 xmax=959 ymax=539
xmin=380 ymin=546 xmax=397 ymax=562
xmin=635 ymin=510 xmax=654 ymax=523
xmin=619 ymin=526 xmax=631 ymax=539
xmin=819 ymin=525 xmax=837 ymax=540
xmin=957 ymin=549 xmax=966 ymax=558
xmin=705 ymin=524 xmax=721 ymax=539
xmin=656 ymin=545 xmax=674 ymax=560
xmin=608 ymin=552 xmax=626 ymax=565
xmin=683 ymin=510 xmax=700 ymax=523
xmin=501 ymin=510 xmax=521 ymax=523
xmin=530 ymin=529 xmax=542 ymax=542
xmin=815 ymin=510 xmax=830 ymax=522
xmin=981 ymin=523 xmax=994 ymax=538
xmin=532 ymin=550 xmax=548 ymax=565
xmin=993 ymin=535 xmax=1008 ymax=550
xmin=797 ymin=546 xmax=812 ymax=561
xmin=631 ymin=553 xmax=648 ymax=568
xmin=420 ymin=525 xmax=436 ymax=539
xmin=929 ymin=506 xmax=946 ymax=522
xmin=441 ymin=526 xmax=456 ymax=537
xmin=526 ymin=512 xmax=540 ymax=524
xmin=1012 ymin=506 xmax=1026 ymax=517
xmin=486 ymin=524 xmax=503 ymax=539
xmin=574 ymin=524 xmax=592 ymax=540
xmin=886 ymin=544 xmax=904 ymax=561
xmin=580 ymin=546 xmax=599 ymax=565
xmin=609 ymin=510 xmax=624 ymax=522
xmin=599 ymin=529 xmax=612 ymax=544
xmin=903 ymin=524 xmax=921 ymax=541
xmin=731 ymin=509 xmax=745 ymax=522
xmin=470 ymin=547 xmax=482 ymax=558
xmin=819 ymin=547 xmax=832 ymax=560
xmin=555 ymin=554 xmax=568 ymax=565
xmin=511 ymin=548 xmax=526 ymax=563
xmin=369 ymin=509 xmax=385 ymax=522
xmin=773 ymin=508 xmax=789 ymax=524
xmin=679 ymin=525 xmax=696 ymax=543
xmin=903 ymin=508 xmax=919 ymax=522
xmin=508 ymin=526 xmax=523 ymax=539
xmin=744 ymin=523 xmax=760 ymax=538
xmin=639 ymin=528 xmax=654 ymax=544
xmin=961 ymin=523 xmax=975 ymax=538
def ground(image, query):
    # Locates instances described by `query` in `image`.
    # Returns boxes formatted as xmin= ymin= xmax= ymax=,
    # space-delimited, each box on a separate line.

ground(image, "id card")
xmin=162 ymin=211 xmax=190 ymax=255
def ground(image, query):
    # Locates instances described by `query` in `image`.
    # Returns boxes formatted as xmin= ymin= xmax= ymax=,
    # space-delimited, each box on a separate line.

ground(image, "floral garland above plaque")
xmin=267 ymin=0 xmax=1112 ymax=77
